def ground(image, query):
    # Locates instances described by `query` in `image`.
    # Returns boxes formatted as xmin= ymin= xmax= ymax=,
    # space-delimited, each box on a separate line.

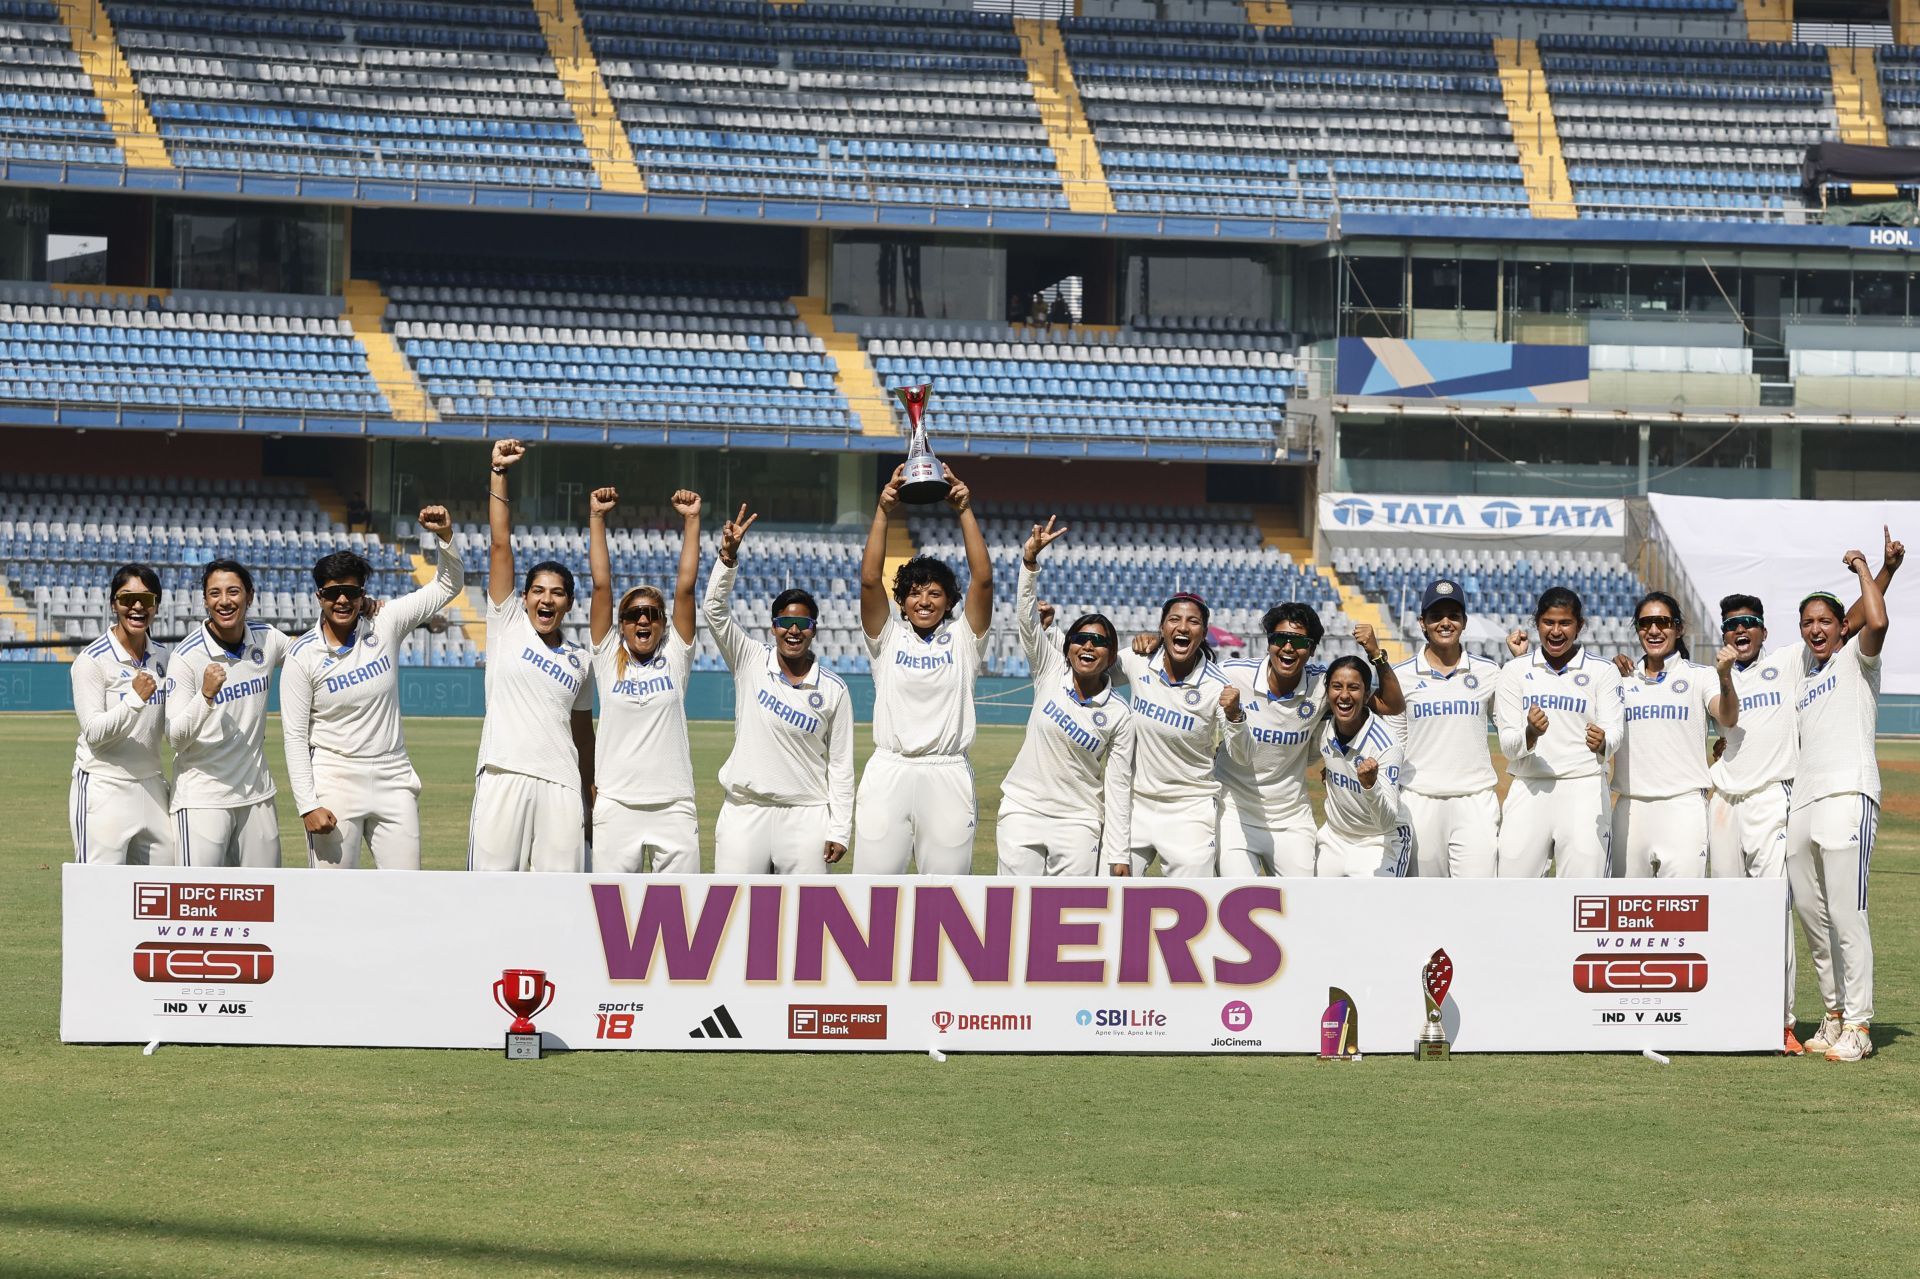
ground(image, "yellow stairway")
xmin=1829 ymin=46 xmax=1890 ymax=146
xmin=0 ymin=579 xmax=50 ymax=657
xmin=1245 ymin=0 xmax=1292 ymax=26
xmin=881 ymin=520 xmax=916 ymax=596
xmin=1744 ymin=0 xmax=1793 ymax=42
xmin=343 ymin=279 xmax=439 ymax=424
xmin=409 ymin=551 xmax=486 ymax=654
xmin=790 ymin=296 xmax=896 ymax=438
xmin=1493 ymin=38 xmax=1575 ymax=220
xmin=58 ymin=0 xmax=171 ymax=168
xmin=532 ymin=0 xmax=645 ymax=194
xmin=1013 ymin=19 xmax=1116 ymax=216
xmin=1254 ymin=507 xmax=1408 ymax=664
xmin=1900 ymin=0 xmax=1920 ymax=46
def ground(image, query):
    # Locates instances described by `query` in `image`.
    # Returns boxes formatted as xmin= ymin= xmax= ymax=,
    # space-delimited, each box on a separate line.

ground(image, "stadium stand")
xmin=1878 ymin=45 xmax=1920 ymax=153
xmin=0 ymin=2 xmax=125 ymax=168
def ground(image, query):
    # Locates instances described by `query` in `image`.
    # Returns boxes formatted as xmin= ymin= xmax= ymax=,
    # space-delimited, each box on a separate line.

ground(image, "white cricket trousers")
xmin=1402 ymin=789 xmax=1499 ymax=878
xmin=1129 ymin=794 xmax=1218 ymax=878
xmin=468 ymin=766 xmax=585 ymax=872
xmin=1787 ymin=793 xmax=1878 ymax=1025
xmin=714 ymin=799 xmax=830 ymax=875
xmin=1216 ymin=795 xmax=1315 ymax=877
xmin=995 ymin=807 xmax=1101 ymax=876
xmin=1315 ymin=824 xmax=1411 ymax=878
xmin=71 ymin=771 xmax=175 ymax=865
xmin=1498 ymin=773 xmax=1610 ymax=878
xmin=306 ymin=751 xmax=422 ymax=870
xmin=177 ymin=800 xmax=281 ymax=868
xmin=593 ymin=795 xmax=699 ymax=873
xmin=1709 ymin=783 xmax=1796 ymax=1027
xmin=852 ymin=750 xmax=976 ymax=875
xmin=1610 ymin=792 xmax=1708 ymax=879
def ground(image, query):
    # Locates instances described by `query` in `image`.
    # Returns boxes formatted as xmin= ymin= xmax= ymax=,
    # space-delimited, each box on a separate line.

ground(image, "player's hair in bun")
xmin=892 ymin=555 xmax=960 ymax=620
xmin=1633 ymin=590 xmax=1690 ymax=661
xmin=109 ymin=563 xmax=161 ymax=597
xmin=311 ymin=550 xmax=371 ymax=589
xmin=524 ymin=559 xmax=575 ymax=598
xmin=1062 ymin=612 xmax=1118 ymax=670
xmin=1260 ymin=601 xmax=1324 ymax=647
xmin=1534 ymin=586 xmax=1585 ymax=625
xmin=200 ymin=558 xmax=255 ymax=598
xmin=1324 ymin=654 xmax=1373 ymax=699
xmin=772 ymin=587 xmax=819 ymax=621
xmin=1158 ymin=593 xmax=1216 ymax=665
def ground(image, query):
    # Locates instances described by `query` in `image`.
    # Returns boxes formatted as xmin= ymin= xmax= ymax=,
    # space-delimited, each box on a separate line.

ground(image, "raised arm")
xmin=946 ymin=465 xmax=994 ymax=637
xmin=1353 ymin=624 xmax=1405 ymax=715
xmin=860 ymin=464 xmax=906 ymax=639
xmin=669 ymin=489 xmax=702 ymax=644
xmin=1707 ymin=640 xmax=1739 ymax=728
xmin=1844 ymin=545 xmax=1890 ymax=658
xmin=588 ymin=486 xmax=618 ymax=646
xmin=1018 ymin=515 xmax=1068 ymax=673
xmin=703 ymin=504 xmax=761 ymax=671
xmin=487 ymin=439 xmax=527 ymax=606
xmin=382 ymin=506 xmax=465 ymax=639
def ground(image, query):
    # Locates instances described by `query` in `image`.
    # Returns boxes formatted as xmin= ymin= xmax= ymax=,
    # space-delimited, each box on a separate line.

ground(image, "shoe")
xmin=1825 ymin=1024 xmax=1874 ymax=1063
xmin=1783 ymin=1025 xmax=1805 ymax=1056
xmin=1805 ymin=1012 xmax=1844 ymax=1054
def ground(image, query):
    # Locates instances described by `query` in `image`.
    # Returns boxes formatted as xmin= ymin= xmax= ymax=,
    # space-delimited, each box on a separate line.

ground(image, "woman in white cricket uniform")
xmin=704 ymin=504 xmax=855 ymax=874
xmin=165 ymin=558 xmax=289 ymax=867
xmin=1494 ymin=587 xmax=1623 ymax=877
xmin=586 ymin=486 xmax=700 ymax=873
xmin=281 ymin=507 xmax=463 ymax=869
xmin=1115 ymin=593 xmax=1251 ymax=877
xmin=996 ymin=516 xmax=1135 ymax=876
xmin=1315 ymin=657 xmax=1413 ymax=878
xmin=854 ymin=462 xmax=993 ymax=875
xmin=1391 ymin=580 xmax=1515 ymax=878
xmin=1216 ymin=604 xmax=1400 ymax=876
xmin=1787 ymin=547 xmax=1892 ymax=1063
xmin=1609 ymin=591 xmax=1738 ymax=879
xmin=470 ymin=438 xmax=596 ymax=872
xmin=70 ymin=564 xmax=174 ymax=865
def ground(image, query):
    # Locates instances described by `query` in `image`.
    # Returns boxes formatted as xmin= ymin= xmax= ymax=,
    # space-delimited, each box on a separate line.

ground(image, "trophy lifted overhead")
xmin=893 ymin=383 xmax=951 ymax=504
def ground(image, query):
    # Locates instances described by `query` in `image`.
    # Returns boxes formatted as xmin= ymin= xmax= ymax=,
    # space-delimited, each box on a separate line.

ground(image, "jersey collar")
xmin=1530 ymin=646 xmax=1586 ymax=676
xmin=1057 ymin=673 xmax=1113 ymax=707
xmin=105 ymin=629 xmax=152 ymax=667
xmin=1149 ymin=650 xmax=1209 ymax=688
xmin=1259 ymin=655 xmax=1313 ymax=699
xmin=763 ymin=646 xmax=819 ymax=689
xmin=204 ymin=620 xmax=250 ymax=661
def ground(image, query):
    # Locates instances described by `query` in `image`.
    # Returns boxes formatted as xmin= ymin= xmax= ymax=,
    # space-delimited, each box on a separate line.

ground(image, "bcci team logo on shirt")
xmin=1573 ymin=673 xmax=1590 ymax=687
xmin=807 ymin=691 xmax=824 ymax=710
xmin=1092 ymin=710 xmax=1108 ymax=728
xmin=1183 ymin=688 xmax=1202 ymax=707
xmin=1672 ymin=680 xmax=1690 ymax=696
xmin=249 ymin=646 xmax=263 ymax=664
xmin=1463 ymin=674 xmax=1479 ymax=690
xmin=364 ymin=632 xmax=379 ymax=650
xmin=936 ymin=631 xmax=952 ymax=647
xmin=1762 ymin=667 xmax=1779 ymax=681
xmin=565 ymin=650 xmax=582 ymax=671
xmin=1297 ymin=700 xmax=1316 ymax=719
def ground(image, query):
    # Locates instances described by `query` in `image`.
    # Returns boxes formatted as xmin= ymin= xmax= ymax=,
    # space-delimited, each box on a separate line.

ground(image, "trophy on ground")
xmin=893 ymin=383 xmax=952 ymax=504
xmin=1319 ymin=987 xmax=1360 ymax=1060
xmin=1415 ymin=949 xmax=1453 ymax=1061
xmin=493 ymin=967 xmax=557 ymax=1060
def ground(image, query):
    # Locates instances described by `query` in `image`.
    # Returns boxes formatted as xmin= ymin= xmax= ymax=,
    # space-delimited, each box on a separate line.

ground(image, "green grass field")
xmin=4 ymin=713 xmax=1918 ymax=1278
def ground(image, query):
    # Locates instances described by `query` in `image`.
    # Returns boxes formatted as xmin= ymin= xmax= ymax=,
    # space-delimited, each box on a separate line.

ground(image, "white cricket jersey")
xmin=1613 ymin=658 xmax=1718 ymax=799
xmin=280 ymin=544 xmax=464 ymax=814
xmin=165 ymin=620 xmax=289 ymax=811
xmin=71 ymin=629 xmax=170 ymax=782
xmin=703 ymin=559 xmax=855 ymax=844
xmin=1213 ymin=656 xmax=1327 ymax=819
xmin=1709 ymin=643 xmax=1801 ymax=796
xmin=1319 ymin=713 xmax=1408 ymax=840
xmin=1389 ymin=651 xmax=1501 ymax=797
xmin=592 ymin=628 xmax=693 ymax=806
xmin=1000 ymin=564 xmax=1136 ymax=859
xmin=1116 ymin=648 xmax=1251 ymax=803
xmin=477 ymin=593 xmax=594 ymax=790
xmin=1792 ymin=639 xmax=1881 ymax=807
xmin=1495 ymin=646 xmax=1623 ymax=781
xmin=865 ymin=607 xmax=984 ymax=758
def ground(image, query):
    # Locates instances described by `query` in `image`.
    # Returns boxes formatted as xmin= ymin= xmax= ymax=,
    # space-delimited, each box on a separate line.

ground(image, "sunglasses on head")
xmin=1268 ymin=632 xmax=1315 ymax=651
xmin=621 ymin=605 xmax=664 ymax=624
xmin=1721 ymin=614 xmax=1763 ymax=632
xmin=318 ymin=585 xmax=365 ymax=604
xmin=1067 ymin=630 xmax=1113 ymax=648
xmin=771 ymin=615 xmax=815 ymax=632
xmin=115 ymin=591 xmax=158 ymax=610
xmin=1634 ymin=616 xmax=1678 ymax=631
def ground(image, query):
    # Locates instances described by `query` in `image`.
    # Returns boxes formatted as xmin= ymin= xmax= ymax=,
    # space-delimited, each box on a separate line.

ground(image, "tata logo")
xmin=1481 ymin=500 xmax=1524 ymax=529
xmin=1868 ymin=228 xmax=1913 ymax=248
xmin=1330 ymin=498 xmax=1374 ymax=526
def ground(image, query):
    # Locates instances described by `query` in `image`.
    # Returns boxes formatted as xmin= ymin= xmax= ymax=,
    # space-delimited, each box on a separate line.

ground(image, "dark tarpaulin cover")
xmin=1803 ymin=142 xmax=1920 ymax=196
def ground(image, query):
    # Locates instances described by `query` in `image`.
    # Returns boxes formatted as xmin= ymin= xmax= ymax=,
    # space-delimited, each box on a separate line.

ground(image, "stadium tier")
xmin=0 ymin=3 xmax=123 ymax=167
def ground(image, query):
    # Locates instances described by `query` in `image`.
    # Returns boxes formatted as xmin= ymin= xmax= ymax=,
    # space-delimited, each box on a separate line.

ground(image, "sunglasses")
xmin=1634 ymin=616 xmax=1678 ymax=632
xmin=115 ymin=591 xmax=158 ymax=610
xmin=621 ymin=605 xmax=664 ymax=624
xmin=771 ymin=616 xmax=816 ymax=632
xmin=318 ymin=585 xmax=365 ymax=603
xmin=1721 ymin=614 xmax=1764 ymax=632
xmin=1067 ymin=630 xmax=1114 ymax=648
xmin=1268 ymin=632 xmax=1316 ymax=651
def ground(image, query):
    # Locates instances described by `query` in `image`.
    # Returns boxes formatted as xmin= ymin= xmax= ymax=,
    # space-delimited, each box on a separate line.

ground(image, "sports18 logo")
xmin=132 ymin=942 xmax=275 ymax=984
xmin=1571 ymin=953 xmax=1707 ymax=994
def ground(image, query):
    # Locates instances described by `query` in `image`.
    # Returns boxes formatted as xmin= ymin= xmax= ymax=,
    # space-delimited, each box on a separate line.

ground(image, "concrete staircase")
xmin=1829 ymin=46 xmax=1890 ymax=150
xmin=882 ymin=519 xmax=916 ymax=596
xmin=1013 ymin=19 xmax=1116 ymax=216
xmin=1493 ymin=39 xmax=1575 ymax=220
xmin=1245 ymin=0 xmax=1292 ymax=26
xmin=343 ymin=279 xmax=439 ymax=424
xmin=1743 ymin=0 xmax=1793 ymax=42
xmin=1254 ymin=506 xmax=1408 ymax=663
xmin=57 ymin=0 xmax=171 ymax=168
xmin=531 ymin=0 xmax=647 ymax=195
xmin=790 ymin=296 xmax=897 ymax=438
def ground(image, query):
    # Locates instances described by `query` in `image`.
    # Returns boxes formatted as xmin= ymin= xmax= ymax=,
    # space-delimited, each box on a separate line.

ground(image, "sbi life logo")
xmin=1868 ymin=228 xmax=1913 ymax=248
xmin=1480 ymin=500 xmax=1524 ymax=529
xmin=1330 ymin=497 xmax=1374 ymax=526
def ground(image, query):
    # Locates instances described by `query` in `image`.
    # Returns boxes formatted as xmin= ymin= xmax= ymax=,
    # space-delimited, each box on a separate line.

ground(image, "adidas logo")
xmin=688 ymin=1005 xmax=742 ymax=1040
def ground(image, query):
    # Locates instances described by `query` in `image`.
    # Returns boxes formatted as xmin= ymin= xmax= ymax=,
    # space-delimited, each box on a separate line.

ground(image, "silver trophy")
xmin=893 ymin=384 xmax=951 ymax=504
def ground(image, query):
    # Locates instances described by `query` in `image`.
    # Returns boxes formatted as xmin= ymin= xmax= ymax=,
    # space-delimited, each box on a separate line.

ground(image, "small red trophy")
xmin=1415 ymin=949 xmax=1453 ymax=1061
xmin=493 ymin=967 xmax=556 ymax=1060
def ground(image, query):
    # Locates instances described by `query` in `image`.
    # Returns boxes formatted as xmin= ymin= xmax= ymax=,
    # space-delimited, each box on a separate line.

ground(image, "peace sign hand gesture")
xmin=720 ymin=504 xmax=758 ymax=566
xmin=1022 ymin=514 xmax=1068 ymax=568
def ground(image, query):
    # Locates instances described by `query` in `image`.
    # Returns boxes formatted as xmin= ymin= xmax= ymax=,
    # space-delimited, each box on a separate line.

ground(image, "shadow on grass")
xmin=0 ymin=1202 xmax=1006 ymax=1278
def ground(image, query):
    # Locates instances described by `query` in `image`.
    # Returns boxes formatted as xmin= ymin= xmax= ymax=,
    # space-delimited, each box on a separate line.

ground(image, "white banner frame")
xmin=1318 ymin=493 xmax=1628 ymax=550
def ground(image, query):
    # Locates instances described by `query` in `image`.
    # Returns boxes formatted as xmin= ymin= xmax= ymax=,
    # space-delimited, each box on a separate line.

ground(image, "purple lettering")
xmin=794 ymin=885 xmax=899 ymax=983
xmin=592 ymin=882 xmax=737 ymax=981
xmin=1117 ymin=887 xmax=1208 ymax=985
xmin=909 ymin=885 xmax=1014 ymax=983
xmin=1213 ymin=885 xmax=1286 ymax=986
xmin=745 ymin=883 xmax=784 ymax=982
xmin=1025 ymin=886 xmax=1109 ymax=984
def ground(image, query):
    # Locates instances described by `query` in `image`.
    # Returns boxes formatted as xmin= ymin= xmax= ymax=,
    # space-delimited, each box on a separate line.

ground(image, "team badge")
xmin=566 ymin=650 xmax=582 ymax=671
xmin=807 ymin=691 xmax=825 ymax=710
xmin=249 ymin=646 xmax=264 ymax=664
xmin=1463 ymin=674 xmax=1479 ymax=690
xmin=1297 ymin=700 xmax=1316 ymax=718
xmin=1092 ymin=710 xmax=1108 ymax=728
xmin=1762 ymin=667 xmax=1779 ymax=681
xmin=364 ymin=632 xmax=378 ymax=650
xmin=1183 ymin=688 xmax=1202 ymax=707
xmin=937 ymin=631 xmax=952 ymax=647
xmin=1672 ymin=679 xmax=1690 ymax=696
xmin=1573 ymin=673 xmax=1590 ymax=687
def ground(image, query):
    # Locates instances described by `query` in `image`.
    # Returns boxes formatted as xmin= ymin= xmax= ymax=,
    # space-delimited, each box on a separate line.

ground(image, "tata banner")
xmin=1319 ymin=493 xmax=1627 ymax=550
xmin=63 ymin=868 xmax=1784 ymax=1054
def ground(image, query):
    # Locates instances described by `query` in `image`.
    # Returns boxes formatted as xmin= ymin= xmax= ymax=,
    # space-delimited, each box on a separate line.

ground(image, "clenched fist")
xmin=588 ymin=487 xmax=618 ymax=517
xmin=130 ymin=671 xmax=157 ymax=702
xmin=418 ymin=505 xmax=451 ymax=536
xmin=490 ymin=438 xmax=527 ymax=469
xmin=1355 ymin=756 xmax=1379 ymax=789
xmin=304 ymin=807 xmax=338 ymax=836
xmin=1585 ymin=723 xmax=1607 ymax=756
xmin=200 ymin=662 xmax=228 ymax=703
xmin=1220 ymin=685 xmax=1244 ymax=722
xmin=1526 ymin=704 xmax=1550 ymax=743
xmin=1714 ymin=643 xmax=1737 ymax=674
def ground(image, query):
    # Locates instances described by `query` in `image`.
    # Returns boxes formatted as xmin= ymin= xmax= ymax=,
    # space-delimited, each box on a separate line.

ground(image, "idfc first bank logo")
xmin=135 ymin=882 xmax=275 ymax=922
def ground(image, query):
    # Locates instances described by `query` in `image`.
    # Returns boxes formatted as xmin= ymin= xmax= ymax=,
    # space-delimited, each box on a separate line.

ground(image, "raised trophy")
xmin=1415 ymin=949 xmax=1453 ymax=1061
xmin=893 ymin=383 xmax=951 ymax=504
xmin=493 ymin=967 xmax=557 ymax=1060
xmin=1319 ymin=987 xmax=1360 ymax=1060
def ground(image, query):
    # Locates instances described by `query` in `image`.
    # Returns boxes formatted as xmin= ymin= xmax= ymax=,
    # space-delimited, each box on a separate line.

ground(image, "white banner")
xmin=1648 ymin=494 xmax=1920 ymax=696
xmin=64 ymin=868 xmax=1786 ymax=1054
xmin=1319 ymin=493 xmax=1627 ymax=549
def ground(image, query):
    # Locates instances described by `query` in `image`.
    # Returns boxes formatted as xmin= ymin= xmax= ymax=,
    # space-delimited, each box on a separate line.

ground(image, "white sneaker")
xmin=1825 ymin=1024 xmax=1874 ymax=1063
xmin=1805 ymin=1013 xmax=1845 ymax=1054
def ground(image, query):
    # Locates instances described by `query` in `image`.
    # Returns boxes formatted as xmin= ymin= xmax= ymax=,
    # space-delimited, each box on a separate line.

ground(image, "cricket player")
xmin=703 ymin=503 xmax=855 ymax=875
xmin=166 ymin=559 xmax=290 ymax=867
xmin=281 ymin=505 xmax=463 ymax=869
xmin=1494 ymin=587 xmax=1623 ymax=877
xmin=586 ymin=485 xmax=700 ymax=873
xmin=1609 ymin=592 xmax=1738 ymax=879
xmin=996 ymin=515 xmax=1135 ymax=876
xmin=470 ymin=439 xmax=595 ymax=872
xmin=1315 ymin=656 xmax=1413 ymax=877
xmin=70 ymin=564 xmax=174 ymax=865
xmin=853 ymin=462 xmax=993 ymax=875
